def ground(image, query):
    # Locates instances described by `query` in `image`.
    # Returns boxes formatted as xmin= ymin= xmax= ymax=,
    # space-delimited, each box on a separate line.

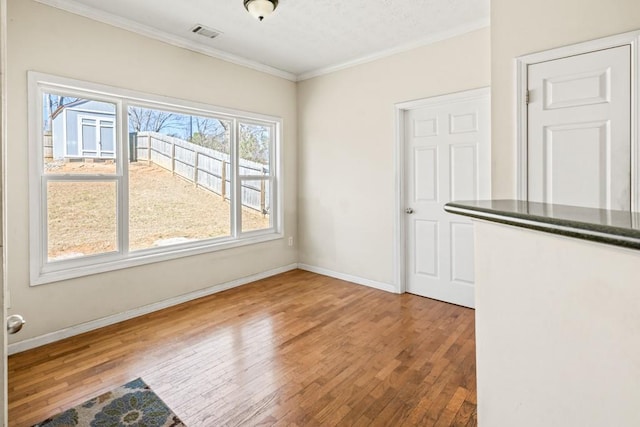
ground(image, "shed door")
xmin=80 ymin=117 xmax=115 ymax=158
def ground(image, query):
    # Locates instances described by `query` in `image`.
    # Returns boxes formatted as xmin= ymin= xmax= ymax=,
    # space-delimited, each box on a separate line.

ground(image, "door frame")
xmin=394 ymin=87 xmax=490 ymax=294
xmin=515 ymin=30 xmax=640 ymax=211
xmin=1 ymin=0 xmax=7 ymax=423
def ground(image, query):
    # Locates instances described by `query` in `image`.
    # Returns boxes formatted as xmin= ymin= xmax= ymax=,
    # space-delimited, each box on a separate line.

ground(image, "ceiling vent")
xmin=191 ymin=24 xmax=222 ymax=39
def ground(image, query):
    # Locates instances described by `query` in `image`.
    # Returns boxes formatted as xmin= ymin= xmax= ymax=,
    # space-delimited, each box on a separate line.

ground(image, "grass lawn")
xmin=47 ymin=161 xmax=269 ymax=259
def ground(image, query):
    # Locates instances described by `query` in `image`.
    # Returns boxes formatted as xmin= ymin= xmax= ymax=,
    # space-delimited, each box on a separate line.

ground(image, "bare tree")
xmin=190 ymin=117 xmax=230 ymax=153
xmin=239 ymin=124 xmax=269 ymax=165
xmin=128 ymin=107 xmax=180 ymax=133
xmin=44 ymin=94 xmax=82 ymax=132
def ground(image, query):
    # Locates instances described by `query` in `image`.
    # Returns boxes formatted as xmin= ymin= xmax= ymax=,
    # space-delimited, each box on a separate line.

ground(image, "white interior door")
xmin=404 ymin=90 xmax=490 ymax=308
xmin=527 ymin=45 xmax=631 ymax=210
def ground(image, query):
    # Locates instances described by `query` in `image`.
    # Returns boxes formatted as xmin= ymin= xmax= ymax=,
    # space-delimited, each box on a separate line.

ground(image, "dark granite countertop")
xmin=444 ymin=199 xmax=640 ymax=250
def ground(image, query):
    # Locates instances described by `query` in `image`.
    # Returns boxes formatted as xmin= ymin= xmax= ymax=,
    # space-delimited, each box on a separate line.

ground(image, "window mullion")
xmin=44 ymin=174 xmax=120 ymax=182
xmin=40 ymin=176 xmax=49 ymax=277
xmin=119 ymin=100 xmax=129 ymax=255
xmin=231 ymin=118 xmax=241 ymax=238
xmin=237 ymin=175 xmax=270 ymax=180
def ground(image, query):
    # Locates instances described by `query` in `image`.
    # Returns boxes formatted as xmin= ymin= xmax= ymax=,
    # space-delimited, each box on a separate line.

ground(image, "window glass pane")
xmin=241 ymin=179 xmax=272 ymax=233
xmin=128 ymin=106 xmax=232 ymax=250
xmin=100 ymin=122 xmax=115 ymax=154
xmin=239 ymin=123 xmax=271 ymax=176
xmin=42 ymin=92 xmax=117 ymax=174
xmin=47 ymin=181 xmax=117 ymax=261
xmin=81 ymin=119 xmax=97 ymax=152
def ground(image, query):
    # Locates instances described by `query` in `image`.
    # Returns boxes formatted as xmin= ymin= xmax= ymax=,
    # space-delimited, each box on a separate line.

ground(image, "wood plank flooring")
xmin=8 ymin=269 xmax=477 ymax=426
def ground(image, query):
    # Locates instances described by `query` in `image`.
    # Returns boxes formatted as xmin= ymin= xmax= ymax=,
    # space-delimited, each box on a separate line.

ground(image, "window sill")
xmin=31 ymin=231 xmax=283 ymax=286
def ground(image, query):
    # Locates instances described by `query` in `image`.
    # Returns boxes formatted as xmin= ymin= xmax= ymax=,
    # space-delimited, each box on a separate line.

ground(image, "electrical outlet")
xmin=288 ymin=236 xmax=294 ymax=246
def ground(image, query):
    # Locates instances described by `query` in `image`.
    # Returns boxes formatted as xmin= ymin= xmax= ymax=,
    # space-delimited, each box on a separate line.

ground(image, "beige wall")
xmin=491 ymin=0 xmax=640 ymax=198
xmin=6 ymin=0 xmax=297 ymax=343
xmin=297 ymin=28 xmax=490 ymax=286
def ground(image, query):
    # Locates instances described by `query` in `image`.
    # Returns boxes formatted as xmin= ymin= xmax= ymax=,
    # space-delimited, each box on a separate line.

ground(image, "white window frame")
xmin=28 ymin=71 xmax=283 ymax=286
xmin=237 ymin=118 xmax=276 ymax=235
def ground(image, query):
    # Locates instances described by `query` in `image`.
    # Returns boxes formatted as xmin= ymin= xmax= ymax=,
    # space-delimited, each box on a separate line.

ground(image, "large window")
xmin=29 ymin=73 xmax=282 ymax=285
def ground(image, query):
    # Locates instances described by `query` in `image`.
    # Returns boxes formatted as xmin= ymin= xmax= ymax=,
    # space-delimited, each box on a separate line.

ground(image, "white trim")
xmin=396 ymin=87 xmax=491 ymax=111
xmin=119 ymin=100 xmax=130 ymax=255
xmin=297 ymin=19 xmax=490 ymax=81
xmin=393 ymin=106 xmax=405 ymax=293
xmin=515 ymin=30 xmax=640 ymax=211
xmin=32 ymin=0 xmax=297 ymax=82
xmin=1 ymin=0 xmax=7 ymax=423
xmin=275 ymin=121 xmax=283 ymax=234
xmin=28 ymin=74 xmax=43 ymax=286
xmin=232 ymin=119 xmax=240 ymax=238
xmin=8 ymin=263 xmax=299 ymax=355
xmin=394 ymin=87 xmax=491 ymax=296
xmin=34 ymin=235 xmax=285 ymax=285
xmin=515 ymin=58 xmax=528 ymax=200
xmin=297 ymin=264 xmax=399 ymax=294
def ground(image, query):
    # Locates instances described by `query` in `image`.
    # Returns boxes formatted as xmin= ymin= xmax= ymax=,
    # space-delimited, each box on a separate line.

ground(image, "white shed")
xmin=51 ymin=99 xmax=116 ymax=160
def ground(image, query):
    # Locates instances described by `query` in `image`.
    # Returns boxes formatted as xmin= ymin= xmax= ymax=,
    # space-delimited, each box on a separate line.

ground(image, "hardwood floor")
xmin=8 ymin=270 xmax=477 ymax=426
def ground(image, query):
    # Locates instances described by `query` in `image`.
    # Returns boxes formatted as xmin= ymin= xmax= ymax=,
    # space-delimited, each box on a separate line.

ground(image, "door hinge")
xmin=525 ymin=90 xmax=530 ymax=105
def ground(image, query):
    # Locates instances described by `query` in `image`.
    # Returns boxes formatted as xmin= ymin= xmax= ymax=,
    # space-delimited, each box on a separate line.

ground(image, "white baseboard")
xmin=297 ymin=263 xmax=399 ymax=294
xmin=9 ymin=262 xmax=398 ymax=355
xmin=8 ymin=263 xmax=298 ymax=355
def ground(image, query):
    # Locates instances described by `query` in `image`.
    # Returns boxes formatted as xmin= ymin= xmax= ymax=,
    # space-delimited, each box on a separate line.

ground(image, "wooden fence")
xmin=43 ymin=131 xmax=53 ymax=159
xmin=134 ymin=131 xmax=269 ymax=214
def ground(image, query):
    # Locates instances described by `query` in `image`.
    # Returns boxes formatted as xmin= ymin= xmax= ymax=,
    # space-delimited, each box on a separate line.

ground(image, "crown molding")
xmin=33 ymin=0 xmax=298 ymax=81
xmin=296 ymin=18 xmax=490 ymax=81
xmin=33 ymin=0 xmax=489 ymax=83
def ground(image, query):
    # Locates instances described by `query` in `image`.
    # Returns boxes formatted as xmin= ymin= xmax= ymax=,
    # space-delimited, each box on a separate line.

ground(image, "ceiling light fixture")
xmin=244 ymin=0 xmax=278 ymax=21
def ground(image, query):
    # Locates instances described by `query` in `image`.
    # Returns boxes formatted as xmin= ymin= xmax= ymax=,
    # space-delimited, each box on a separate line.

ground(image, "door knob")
xmin=7 ymin=314 xmax=25 ymax=335
xmin=405 ymin=208 xmax=414 ymax=214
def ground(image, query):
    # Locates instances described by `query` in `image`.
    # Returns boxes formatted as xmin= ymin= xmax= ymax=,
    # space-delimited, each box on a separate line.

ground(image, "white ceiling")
xmin=36 ymin=0 xmax=490 ymax=81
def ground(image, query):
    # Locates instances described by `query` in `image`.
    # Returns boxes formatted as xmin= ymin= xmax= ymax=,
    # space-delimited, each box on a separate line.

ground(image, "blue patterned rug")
xmin=32 ymin=378 xmax=186 ymax=427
